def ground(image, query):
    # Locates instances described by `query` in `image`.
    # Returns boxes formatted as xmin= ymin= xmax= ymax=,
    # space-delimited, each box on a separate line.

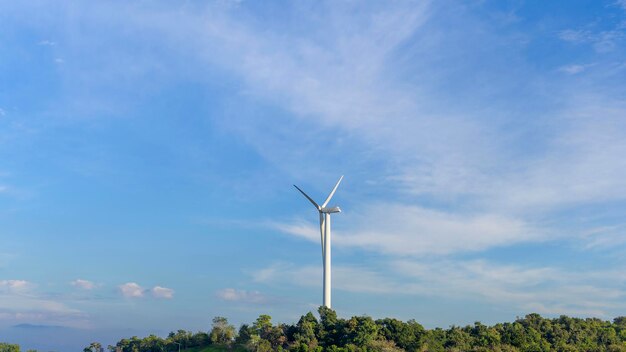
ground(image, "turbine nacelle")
xmin=321 ymin=206 xmax=341 ymax=213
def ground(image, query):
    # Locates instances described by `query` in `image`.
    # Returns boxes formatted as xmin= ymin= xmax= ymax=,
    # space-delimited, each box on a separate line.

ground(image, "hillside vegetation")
xmin=6 ymin=308 xmax=626 ymax=352
xmin=104 ymin=308 xmax=626 ymax=352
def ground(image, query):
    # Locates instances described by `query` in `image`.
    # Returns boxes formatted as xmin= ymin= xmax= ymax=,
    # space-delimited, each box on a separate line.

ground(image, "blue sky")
xmin=2 ymin=0 xmax=626 ymax=350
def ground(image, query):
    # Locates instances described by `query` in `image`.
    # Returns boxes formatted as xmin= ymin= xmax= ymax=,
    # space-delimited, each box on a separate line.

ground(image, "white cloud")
xmin=0 ymin=280 xmax=32 ymax=292
xmin=558 ymin=25 xmax=625 ymax=53
xmin=348 ymin=205 xmax=539 ymax=256
xmin=578 ymin=223 xmax=626 ymax=250
xmin=70 ymin=279 xmax=97 ymax=290
xmin=253 ymin=260 xmax=626 ymax=318
xmin=0 ymin=280 xmax=88 ymax=328
xmin=252 ymin=263 xmax=401 ymax=295
xmin=559 ymin=64 xmax=587 ymax=74
xmin=496 ymin=100 xmax=626 ymax=212
xmin=118 ymin=282 xmax=174 ymax=299
xmin=558 ymin=29 xmax=592 ymax=43
xmin=38 ymin=40 xmax=56 ymax=46
xmin=275 ymin=204 xmax=540 ymax=256
xmin=180 ymin=1 xmax=626 ymax=229
xmin=118 ymin=282 xmax=144 ymax=298
xmin=151 ymin=286 xmax=174 ymax=299
xmin=17 ymin=1 xmax=625 ymax=229
xmin=216 ymin=288 xmax=267 ymax=303
xmin=392 ymin=259 xmax=626 ymax=318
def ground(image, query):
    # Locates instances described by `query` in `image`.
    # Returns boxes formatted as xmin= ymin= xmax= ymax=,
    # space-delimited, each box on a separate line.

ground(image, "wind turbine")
xmin=294 ymin=175 xmax=343 ymax=308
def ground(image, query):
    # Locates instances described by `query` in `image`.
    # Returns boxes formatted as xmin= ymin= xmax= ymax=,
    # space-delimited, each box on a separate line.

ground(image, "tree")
xmin=191 ymin=331 xmax=210 ymax=347
xmin=420 ymin=328 xmax=446 ymax=352
xmin=470 ymin=321 xmax=501 ymax=347
xmin=445 ymin=326 xmax=472 ymax=351
xmin=0 ymin=343 xmax=20 ymax=352
xmin=343 ymin=316 xmax=378 ymax=346
xmin=265 ymin=324 xmax=288 ymax=349
xmin=256 ymin=340 xmax=272 ymax=352
xmin=84 ymin=342 xmax=102 ymax=352
xmin=366 ymin=339 xmax=405 ymax=352
xmin=293 ymin=312 xmax=320 ymax=350
xmin=377 ymin=317 xmax=424 ymax=351
xmin=210 ymin=316 xmax=236 ymax=345
xmin=236 ymin=324 xmax=254 ymax=345
xmin=318 ymin=306 xmax=343 ymax=348
xmin=253 ymin=314 xmax=273 ymax=336
xmin=167 ymin=330 xmax=193 ymax=349
xmin=140 ymin=335 xmax=165 ymax=352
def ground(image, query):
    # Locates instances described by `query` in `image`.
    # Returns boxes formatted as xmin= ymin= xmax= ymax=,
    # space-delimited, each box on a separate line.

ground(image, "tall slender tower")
xmin=294 ymin=176 xmax=343 ymax=308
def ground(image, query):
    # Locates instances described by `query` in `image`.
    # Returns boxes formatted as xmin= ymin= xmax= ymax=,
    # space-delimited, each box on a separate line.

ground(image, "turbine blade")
xmin=319 ymin=213 xmax=325 ymax=258
xmin=294 ymin=185 xmax=321 ymax=210
xmin=322 ymin=175 xmax=344 ymax=208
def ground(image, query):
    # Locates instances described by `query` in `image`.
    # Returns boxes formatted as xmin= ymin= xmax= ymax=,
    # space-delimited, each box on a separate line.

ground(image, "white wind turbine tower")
xmin=294 ymin=175 xmax=343 ymax=309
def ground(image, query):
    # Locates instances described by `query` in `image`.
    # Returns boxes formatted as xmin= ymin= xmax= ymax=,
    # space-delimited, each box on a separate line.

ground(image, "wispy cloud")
xmin=558 ymin=16 xmax=626 ymax=53
xmin=118 ymin=282 xmax=175 ymax=299
xmin=342 ymin=207 xmax=537 ymax=256
xmin=579 ymin=224 xmax=626 ymax=250
xmin=252 ymin=263 xmax=396 ymax=295
xmin=37 ymin=40 xmax=56 ymax=46
xmin=253 ymin=260 xmax=626 ymax=318
xmin=393 ymin=259 xmax=626 ymax=318
xmin=70 ymin=279 xmax=97 ymax=290
xmin=0 ymin=280 xmax=32 ymax=293
xmin=274 ymin=203 xmax=540 ymax=256
xmin=216 ymin=288 xmax=268 ymax=304
xmin=13 ymin=1 xmax=625 ymax=226
xmin=559 ymin=64 xmax=588 ymax=75
xmin=559 ymin=29 xmax=594 ymax=44
xmin=0 ymin=280 xmax=88 ymax=328
xmin=151 ymin=286 xmax=174 ymax=299
xmin=185 ymin=1 xmax=626 ymax=245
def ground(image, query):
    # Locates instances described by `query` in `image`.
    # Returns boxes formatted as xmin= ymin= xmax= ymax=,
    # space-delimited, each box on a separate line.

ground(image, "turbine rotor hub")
xmin=321 ymin=206 xmax=341 ymax=213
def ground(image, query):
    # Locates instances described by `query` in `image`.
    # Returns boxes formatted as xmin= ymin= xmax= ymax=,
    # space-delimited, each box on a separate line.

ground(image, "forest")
xmin=4 ymin=308 xmax=626 ymax=352
xmin=98 ymin=308 xmax=626 ymax=352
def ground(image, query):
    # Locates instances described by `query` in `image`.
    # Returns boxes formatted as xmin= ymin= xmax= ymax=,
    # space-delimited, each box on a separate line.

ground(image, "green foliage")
xmin=210 ymin=316 xmax=236 ymax=345
xmin=376 ymin=318 xmax=424 ymax=351
xmin=420 ymin=328 xmax=446 ymax=352
xmin=293 ymin=312 xmax=320 ymax=350
xmin=85 ymin=342 xmax=103 ymax=352
xmin=444 ymin=326 xmax=472 ymax=351
xmin=318 ymin=306 xmax=343 ymax=348
xmin=183 ymin=346 xmax=247 ymax=352
xmin=0 ymin=343 xmax=20 ymax=352
xmin=343 ymin=316 xmax=378 ymax=346
xmin=110 ymin=310 xmax=626 ymax=352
